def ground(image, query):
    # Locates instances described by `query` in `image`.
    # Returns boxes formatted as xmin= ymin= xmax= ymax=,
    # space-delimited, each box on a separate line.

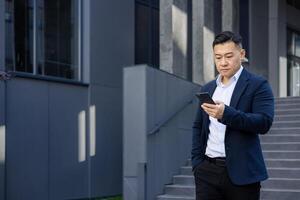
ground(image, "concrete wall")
xmin=278 ymin=0 xmax=287 ymax=97
xmin=160 ymin=0 xmax=189 ymax=80
xmin=123 ymin=65 xmax=199 ymax=200
xmin=191 ymin=0 xmax=217 ymax=85
xmin=222 ymin=0 xmax=239 ymax=33
xmin=268 ymin=0 xmax=280 ymax=97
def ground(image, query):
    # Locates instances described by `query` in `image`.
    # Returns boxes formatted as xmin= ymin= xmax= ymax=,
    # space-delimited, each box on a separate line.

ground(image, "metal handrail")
xmin=0 ymin=71 xmax=12 ymax=81
xmin=148 ymin=98 xmax=194 ymax=135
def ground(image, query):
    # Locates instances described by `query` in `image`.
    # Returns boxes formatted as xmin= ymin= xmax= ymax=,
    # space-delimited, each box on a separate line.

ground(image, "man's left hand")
xmin=201 ymin=100 xmax=225 ymax=119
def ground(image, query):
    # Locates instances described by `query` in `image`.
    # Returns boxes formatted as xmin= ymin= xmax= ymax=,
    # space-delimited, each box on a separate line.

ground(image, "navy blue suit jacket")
xmin=191 ymin=68 xmax=274 ymax=185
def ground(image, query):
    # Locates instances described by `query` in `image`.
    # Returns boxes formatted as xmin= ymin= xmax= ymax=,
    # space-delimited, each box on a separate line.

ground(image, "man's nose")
xmin=220 ymin=57 xmax=227 ymax=65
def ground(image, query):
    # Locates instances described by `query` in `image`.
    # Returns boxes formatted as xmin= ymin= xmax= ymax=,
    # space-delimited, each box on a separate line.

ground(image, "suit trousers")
xmin=193 ymin=159 xmax=261 ymax=200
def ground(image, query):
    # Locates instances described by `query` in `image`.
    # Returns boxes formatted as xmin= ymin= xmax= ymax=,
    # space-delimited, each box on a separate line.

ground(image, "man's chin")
xmin=220 ymin=73 xmax=234 ymax=80
xmin=220 ymin=72 xmax=230 ymax=77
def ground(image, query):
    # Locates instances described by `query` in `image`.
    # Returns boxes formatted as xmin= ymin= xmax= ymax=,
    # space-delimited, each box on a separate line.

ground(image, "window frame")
xmin=5 ymin=0 xmax=83 ymax=82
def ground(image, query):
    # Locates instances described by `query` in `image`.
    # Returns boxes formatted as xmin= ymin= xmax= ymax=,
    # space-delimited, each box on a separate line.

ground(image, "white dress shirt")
xmin=205 ymin=66 xmax=244 ymax=158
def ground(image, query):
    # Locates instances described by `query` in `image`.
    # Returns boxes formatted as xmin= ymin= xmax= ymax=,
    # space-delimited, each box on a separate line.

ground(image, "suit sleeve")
xmin=219 ymin=79 xmax=274 ymax=134
xmin=191 ymin=101 xmax=204 ymax=170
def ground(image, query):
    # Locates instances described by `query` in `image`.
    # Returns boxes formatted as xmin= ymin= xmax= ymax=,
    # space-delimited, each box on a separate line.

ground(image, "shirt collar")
xmin=216 ymin=66 xmax=244 ymax=87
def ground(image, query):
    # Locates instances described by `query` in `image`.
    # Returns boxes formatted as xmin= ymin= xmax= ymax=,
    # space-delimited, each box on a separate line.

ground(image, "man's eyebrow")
xmin=214 ymin=52 xmax=234 ymax=56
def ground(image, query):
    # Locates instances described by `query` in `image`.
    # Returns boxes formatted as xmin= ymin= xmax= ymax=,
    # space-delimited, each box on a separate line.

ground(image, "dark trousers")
xmin=194 ymin=159 xmax=261 ymax=200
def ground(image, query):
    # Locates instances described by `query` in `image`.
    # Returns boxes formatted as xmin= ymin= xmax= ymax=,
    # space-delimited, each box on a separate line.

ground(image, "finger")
xmin=201 ymin=105 xmax=213 ymax=113
xmin=204 ymin=108 xmax=215 ymax=116
xmin=202 ymin=104 xmax=216 ymax=111
xmin=202 ymin=103 xmax=216 ymax=109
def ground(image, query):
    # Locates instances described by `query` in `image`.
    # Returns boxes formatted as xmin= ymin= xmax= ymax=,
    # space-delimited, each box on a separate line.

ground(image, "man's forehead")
xmin=213 ymin=42 xmax=240 ymax=54
xmin=214 ymin=51 xmax=234 ymax=55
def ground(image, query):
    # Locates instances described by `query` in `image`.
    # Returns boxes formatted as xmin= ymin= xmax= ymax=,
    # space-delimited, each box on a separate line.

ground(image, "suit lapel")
xmin=230 ymin=69 xmax=250 ymax=108
xmin=208 ymin=81 xmax=217 ymax=97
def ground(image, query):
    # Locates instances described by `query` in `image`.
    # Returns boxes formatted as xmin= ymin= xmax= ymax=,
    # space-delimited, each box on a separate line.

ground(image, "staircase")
xmin=260 ymin=96 xmax=300 ymax=200
xmin=157 ymin=96 xmax=300 ymax=200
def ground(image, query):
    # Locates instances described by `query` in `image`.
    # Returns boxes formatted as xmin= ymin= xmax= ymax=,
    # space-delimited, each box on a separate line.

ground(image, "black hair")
xmin=212 ymin=31 xmax=243 ymax=48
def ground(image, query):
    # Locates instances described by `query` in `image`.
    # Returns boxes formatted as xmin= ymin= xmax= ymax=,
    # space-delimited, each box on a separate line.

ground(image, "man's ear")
xmin=240 ymin=49 xmax=246 ymax=59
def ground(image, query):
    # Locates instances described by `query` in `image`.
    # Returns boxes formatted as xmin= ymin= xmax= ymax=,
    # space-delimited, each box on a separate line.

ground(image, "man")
xmin=191 ymin=31 xmax=274 ymax=200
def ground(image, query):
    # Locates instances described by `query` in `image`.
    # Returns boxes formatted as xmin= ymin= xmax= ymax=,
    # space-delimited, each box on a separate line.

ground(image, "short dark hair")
xmin=213 ymin=31 xmax=243 ymax=48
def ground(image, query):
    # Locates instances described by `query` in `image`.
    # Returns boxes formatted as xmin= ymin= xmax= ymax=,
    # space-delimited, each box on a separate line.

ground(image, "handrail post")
xmin=137 ymin=162 xmax=147 ymax=200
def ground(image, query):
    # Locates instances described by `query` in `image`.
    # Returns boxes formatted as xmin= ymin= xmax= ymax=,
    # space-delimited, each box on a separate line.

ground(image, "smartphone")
xmin=195 ymin=92 xmax=216 ymax=105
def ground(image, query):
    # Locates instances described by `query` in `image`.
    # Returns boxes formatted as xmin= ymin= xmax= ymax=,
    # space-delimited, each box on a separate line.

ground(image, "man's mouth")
xmin=220 ymin=69 xmax=229 ymax=72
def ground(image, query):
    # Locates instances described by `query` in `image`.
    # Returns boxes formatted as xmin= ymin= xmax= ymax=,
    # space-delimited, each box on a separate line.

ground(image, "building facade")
xmin=0 ymin=0 xmax=299 ymax=199
xmin=0 ymin=0 xmax=134 ymax=199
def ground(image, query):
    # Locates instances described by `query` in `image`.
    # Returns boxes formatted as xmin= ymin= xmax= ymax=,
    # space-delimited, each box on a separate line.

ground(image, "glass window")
xmin=135 ymin=3 xmax=151 ymax=65
xmin=287 ymin=28 xmax=300 ymax=96
xmin=287 ymin=0 xmax=300 ymax=10
xmin=287 ymin=0 xmax=293 ymax=6
xmin=295 ymin=33 xmax=300 ymax=58
xmin=5 ymin=0 xmax=34 ymax=73
xmin=135 ymin=0 xmax=159 ymax=68
xmin=288 ymin=59 xmax=300 ymax=96
xmin=287 ymin=28 xmax=294 ymax=55
xmin=5 ymin=0 xmax=80 ymax=80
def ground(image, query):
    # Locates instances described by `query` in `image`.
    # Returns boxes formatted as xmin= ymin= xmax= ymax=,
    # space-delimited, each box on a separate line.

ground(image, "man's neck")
xmin=221 ymin=76 xmax=232 ymax=85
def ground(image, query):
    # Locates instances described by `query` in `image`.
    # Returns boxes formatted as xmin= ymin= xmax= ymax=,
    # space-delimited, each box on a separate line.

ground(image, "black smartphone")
xmin=195 ymin=92 xmax=216 ymax=105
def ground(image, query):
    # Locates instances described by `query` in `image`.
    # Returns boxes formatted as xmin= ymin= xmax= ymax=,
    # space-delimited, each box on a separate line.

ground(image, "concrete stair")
xmin=260 ymin=97 xmax=300 ymax=200
xmin=157 ymin=96 xmax=300 ymax=200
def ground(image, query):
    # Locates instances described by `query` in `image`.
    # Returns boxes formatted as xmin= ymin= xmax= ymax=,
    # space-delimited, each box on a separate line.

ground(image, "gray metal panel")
xmin=48 ymin=83 xmax=89 ymax=200
xmin=6 ymin=79 xmax=49 ymax=200
xmin=123 ymin=66 xmax=147 ymax=176
xmin=123 ymin=177 xmax=138 ymax=200
xmin=89 ymin=0 xmax=134 ymax=87
xmin=0 ymin=82 xmax=5 ymax=200
xmin=0 ymin=0 xmax=5 ymax=199
xmin=123 ymin=66 xmax=148 ymax=200
xmin=87 ymin=0 xmax=134 ymax=195
xmin=89 ymin=85 xmax=123 ymax=197
xmin=146 ymin=67 xmax=198 ymax=133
